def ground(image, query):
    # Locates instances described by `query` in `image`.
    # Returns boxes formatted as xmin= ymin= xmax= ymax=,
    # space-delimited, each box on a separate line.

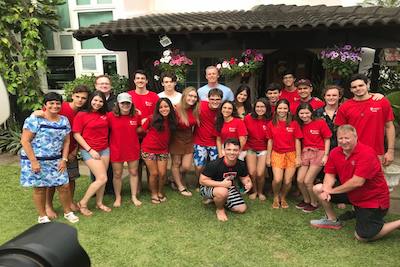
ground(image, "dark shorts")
xmin=67 ymin=158 xmax=80 ymax=180
xmin=330 ymin=193 xmax=387 ymax=239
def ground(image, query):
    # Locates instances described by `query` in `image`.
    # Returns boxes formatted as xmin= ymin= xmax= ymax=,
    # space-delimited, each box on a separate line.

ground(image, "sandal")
xmin=179 ymin=188 xmax=192 ymax=197
xmin=281 ymin=199 xmax=289 ymax=209
xmin=96 ymin=204 xmax=112 ymax=213
xmin=158 ymin=195 xmax=167 ymax=202
xmin=151 ymin=197 xmax=161 ymax=204
xmin=272 ymin=198 xmax=280 ymax=209
xmin=77 ymin=202 xmax=93 ymax=216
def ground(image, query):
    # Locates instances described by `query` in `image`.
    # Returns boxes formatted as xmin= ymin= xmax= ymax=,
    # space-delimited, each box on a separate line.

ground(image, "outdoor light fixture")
xmin=159 ymin=35 xmax=172 ymax=47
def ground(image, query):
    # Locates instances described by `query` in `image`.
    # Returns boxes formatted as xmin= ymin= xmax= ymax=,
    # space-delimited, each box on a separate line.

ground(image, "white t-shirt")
xmin=158 ymin=91 xmax=182 ymax=106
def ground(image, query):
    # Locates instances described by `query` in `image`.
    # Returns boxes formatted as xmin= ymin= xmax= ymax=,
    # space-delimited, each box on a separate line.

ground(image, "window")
xmin=78 ymin=11 xmax=113 ymax=49
xmin=102 ymin=55 xmax=117 ymax=75
xmin=76 ymin=0 xmax=90 ymax=5
xmin=57 ymin=2 xmax=70 ymax=28
xmin=97 ymin=0 xmax=112 ymax=3
xmin=47 ymin=57 xmax=76 ymax=90
xmin=82 ymin=56 xmax=97 ymax=70
xmin=184 ymin=57 xmax=222 ymax=88
xmin=60 ymin=35 xmax=73 ymax=50
xmin=42 ymin=27 xmax=54 ymax=50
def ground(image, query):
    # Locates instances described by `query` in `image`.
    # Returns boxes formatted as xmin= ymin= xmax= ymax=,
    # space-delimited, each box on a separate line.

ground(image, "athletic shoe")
xmin=295 ymin=201 xmax=308 ymax=209
xmin=38 ymin=216 xmax=51 ymax=224
xmin=310 ymin=216 xmax=342 ymax=230
xmin=338 ymin=210 xmax=356 ymax=221
xmin=64 ymin=212 xmax=79 ymax=223
xmin=302 ymin=204 xmax=319 ymax=213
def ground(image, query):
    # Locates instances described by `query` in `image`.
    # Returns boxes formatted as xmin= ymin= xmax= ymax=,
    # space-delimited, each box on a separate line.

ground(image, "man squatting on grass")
xmin=310 ymin=125 xmax=400 ymax=241
xmin=199 ymin=138 xmax=252 ymax=221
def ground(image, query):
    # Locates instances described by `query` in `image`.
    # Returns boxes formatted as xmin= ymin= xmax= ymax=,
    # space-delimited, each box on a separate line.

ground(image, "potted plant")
xmin=153 ymin=49 xmax=193 ymax=84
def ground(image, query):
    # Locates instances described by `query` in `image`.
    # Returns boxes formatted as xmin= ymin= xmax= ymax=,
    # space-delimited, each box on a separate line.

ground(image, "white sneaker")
xmin=64 ymin=212 xmax=79 ymax=223
xmin=38 ymin=216 xmax=51 ymax=224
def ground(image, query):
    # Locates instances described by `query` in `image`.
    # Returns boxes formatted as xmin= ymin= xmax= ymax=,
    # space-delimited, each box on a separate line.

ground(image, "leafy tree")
xmin=361 ymin=0 xmax=400 ymax=7
xmin=0 ymin=0 xmax=64 ymax=112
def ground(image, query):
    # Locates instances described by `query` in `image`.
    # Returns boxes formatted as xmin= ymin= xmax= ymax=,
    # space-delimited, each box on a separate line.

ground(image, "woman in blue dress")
xmin=20 ymin=92 xmax=79 ymax=224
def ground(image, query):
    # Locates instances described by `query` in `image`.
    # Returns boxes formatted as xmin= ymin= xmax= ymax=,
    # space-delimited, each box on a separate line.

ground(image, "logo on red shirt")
xmin=370 ymin=107 xmax=381 ymax=113
xmin=262 ymin=125 xmax=267 ymax=130
xmin=100 ymin=115 xmax=107 ymax=120
xmin=228 ymin=127 xmax=237 ymax=133
xmin=286 ymin=127 xmax=294 ymax=133
xmin=145 ymin=101 xmax=153 ymax=107
xmin=130 ymin=120 xmax=137 ymax=126
xmin=310 ymin=130 xmax=320 ymax=135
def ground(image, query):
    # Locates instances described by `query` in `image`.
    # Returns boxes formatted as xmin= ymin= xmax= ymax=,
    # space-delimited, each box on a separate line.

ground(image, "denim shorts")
xmin=80 ymin=148 xmax=110 ymax=161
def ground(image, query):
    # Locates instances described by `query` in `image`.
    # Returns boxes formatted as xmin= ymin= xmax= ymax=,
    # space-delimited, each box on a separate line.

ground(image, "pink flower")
xmin=245 ymin=49 xmax=252 ymax=55
xmin=154 ymin=60 xmax=160 ymax=66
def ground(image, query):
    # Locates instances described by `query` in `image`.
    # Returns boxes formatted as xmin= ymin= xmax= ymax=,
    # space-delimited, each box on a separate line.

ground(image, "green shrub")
xmin=62 ymin=74 xmax=130 ymax=101
xmin=0 ymin=119 xmax=22 ymax=155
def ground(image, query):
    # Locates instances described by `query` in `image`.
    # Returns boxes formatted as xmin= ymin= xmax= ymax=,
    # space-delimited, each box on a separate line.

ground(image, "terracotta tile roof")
xmin=73 ymin=4 xmax=400 ymax=41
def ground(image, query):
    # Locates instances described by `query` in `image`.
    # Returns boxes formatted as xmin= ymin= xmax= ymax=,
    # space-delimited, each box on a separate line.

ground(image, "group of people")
xmin=20 ymin=66 xmax=400 ymax=241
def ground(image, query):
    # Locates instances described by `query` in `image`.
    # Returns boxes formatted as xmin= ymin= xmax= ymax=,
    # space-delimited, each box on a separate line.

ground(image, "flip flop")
xmin=96 ymin=204 xmax=112 ymax=212
xmin=151 ymin=197 xmax=161 ymax=204
xmin=179 ymin=188 xmax=192 ymax=197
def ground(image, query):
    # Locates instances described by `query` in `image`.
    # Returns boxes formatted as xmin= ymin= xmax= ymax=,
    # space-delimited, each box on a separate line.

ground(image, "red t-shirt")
xmin=217 ymin=117 xmax=247 ymax=144
xmin=141 ymin=118 xmax=170 ymax=154
xmin=193 ymin=101 xmax=218 ymax=146
xmin=127 ymin=89 xmax=159 ymax=119
xmin=301 ymin=119 xmax=332 ymax=150
xmin=280 ymin=88 xmax=300 ymax=107
xmin=266 ymin=120 xmax=303 ymax=153
xmin=325 ymin=143 xmax=389 ymax=209
xmin=107 ymin=112 xmax=141 ymax=162
xmin=243 ymin=114 xmax=269 ymax=151
xmin=72 ymin=111 xmax=109 ymax=151
xmin=335 ymin=97 xmax=394 ymax=155
xmin=176 ymin=107 xmax=197 ymax=130
xmin=291 ymin=97 xmax=325 ymax=114
xmin=60 ymin=102 xmax=78 ymax=153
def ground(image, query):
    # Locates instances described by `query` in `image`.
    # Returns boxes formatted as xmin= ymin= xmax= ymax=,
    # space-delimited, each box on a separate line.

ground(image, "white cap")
xmin=117 ymin=93 xmax=132 ymax=103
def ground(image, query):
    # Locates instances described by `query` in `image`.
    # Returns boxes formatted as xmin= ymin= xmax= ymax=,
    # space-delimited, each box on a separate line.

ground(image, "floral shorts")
xmin=141 ymin=151 xmax=169 ymax=161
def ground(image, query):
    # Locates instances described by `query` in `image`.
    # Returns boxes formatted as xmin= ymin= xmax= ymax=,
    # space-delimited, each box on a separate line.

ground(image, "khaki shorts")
xmin=271 ymin=151 xmax=296 ymax=169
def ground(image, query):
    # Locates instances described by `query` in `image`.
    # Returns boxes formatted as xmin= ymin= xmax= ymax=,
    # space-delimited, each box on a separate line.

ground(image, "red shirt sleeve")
xmin=324 ymin=152 xmax=337 ymax=175
xmin=237 ymin=119 xmax=248 ymax=136
xmin=293 ymin=121 xmax=303 ymax=139
xmin=334 ymin=105 xmax=347 ymax=126
xmin=320 ymin=119 xmax=332 ymax=139
xmin=72 ymin=112 xmax=84 ymax=133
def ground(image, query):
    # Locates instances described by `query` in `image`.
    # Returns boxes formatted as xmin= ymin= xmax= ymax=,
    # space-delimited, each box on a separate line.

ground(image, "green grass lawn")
xmin=1 ymin=163 xmax=399 ymax=267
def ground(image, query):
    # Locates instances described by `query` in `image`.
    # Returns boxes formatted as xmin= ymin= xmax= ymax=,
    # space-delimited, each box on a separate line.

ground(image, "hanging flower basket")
xmin=153 ymin=49 xmax=193 ymax=84
xmin=320 ymin=44 xmax=362 ymax=79
xmin=216 ymin=49 xmax=264 ymax=80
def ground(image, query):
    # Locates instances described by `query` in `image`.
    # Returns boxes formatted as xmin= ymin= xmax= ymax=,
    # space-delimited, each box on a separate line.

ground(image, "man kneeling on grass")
xmin=199 ymin=138 xmax=252 ymax=221
xmin=310 ymin=125 xmax=400 ymax=241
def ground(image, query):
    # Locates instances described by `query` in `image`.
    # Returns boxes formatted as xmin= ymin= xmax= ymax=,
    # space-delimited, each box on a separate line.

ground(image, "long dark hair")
xmin=84 ymin=90 xmax=107 ymax=115
xmin=250 ymin=98 xmax=272 ymax=120
xmin=215 ymin=101 xmax=239 ymax=132
xmin=272 ymin=99 xmax=292 ymax=126
xmin=151 ymin=98 xmax=177 ymax=132
xmin=296 ymin=102 xmax=315 ymax=126
xmin=234 ymin=84 xmax=252 ymax=114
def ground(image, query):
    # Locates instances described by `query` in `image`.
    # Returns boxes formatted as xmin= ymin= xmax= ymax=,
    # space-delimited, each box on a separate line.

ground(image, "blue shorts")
xmin=80 ymin=148 xmax=110 ymax=161
xmin=193 ymin=144 xmax=218 ymax=167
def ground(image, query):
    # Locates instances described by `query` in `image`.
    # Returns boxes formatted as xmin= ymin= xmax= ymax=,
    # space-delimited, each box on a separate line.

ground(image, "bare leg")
xmin=296 ymin=166 xmax=310 ymax=203
xmin=281 ymin=167 xmax=296 ymax=208
xmin=69 ymin=180 xmax=79 ymax=211
xmin=246 ymin=153 xmax=258 ymax=200
xmin=272 ymin=167 xmax=284 ymax=208
xmin=144 ymin=159 xmax=160 ymax=203
xmin=112 ymin=162 xmax=124 ymax=207
xmin=45 ymin=187 xmax=57 ymax=218
xmin=56 ymin=183 xmax=73 ymax=214
xmin=125 ymin=160 xmax=141 ymax=206
xmin=157 ymin=159 xmax=168 ymax=201
xmin=313 ymin=184 xmax=337 ymax=220
xmin=304 ymin=165 xmax=322 ymax=206
xmin=213 ymin=187 xmax=229 ymax=221
xmin=95 ymin=156 xmax=110 ymax=211
xmin=256 ymin=154 xmax=267 ymax=200
xmin=33 ymin=187 xmax=47 ymax=217
xmin=171 ymin=154 xmax=185 ymax=190
xmin=194 ymin=165 xmax=205 ymax=189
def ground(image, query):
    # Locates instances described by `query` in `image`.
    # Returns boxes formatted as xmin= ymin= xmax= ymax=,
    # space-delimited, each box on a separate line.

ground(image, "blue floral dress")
xmin=20 ymin=115 xmax=71 ymax=187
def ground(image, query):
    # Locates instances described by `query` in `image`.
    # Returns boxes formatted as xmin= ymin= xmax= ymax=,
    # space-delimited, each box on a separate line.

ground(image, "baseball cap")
xmin=117 ymin=92 xmax=132 ymax=103
xmin=296 ymin=79 xmax=312 ymax=87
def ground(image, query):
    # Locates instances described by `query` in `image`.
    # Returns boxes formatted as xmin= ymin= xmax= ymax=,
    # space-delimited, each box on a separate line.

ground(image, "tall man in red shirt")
xmin=335 ymin=74 xmax=395 ymax=166
xmin=280 ymin=71 xmax=300 ymax=107
xmin=127 ymin=70 xmax=159 ymax=190
xmin=311 ymin=125 xmax=400 ymax=241
xmin=193 ymin=88 xmax=223 ymax=185
xmin=127 ymin=70 xmax=159 ymax=119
